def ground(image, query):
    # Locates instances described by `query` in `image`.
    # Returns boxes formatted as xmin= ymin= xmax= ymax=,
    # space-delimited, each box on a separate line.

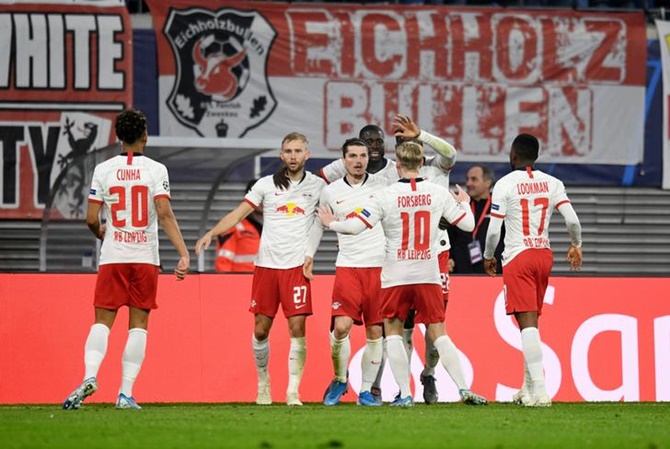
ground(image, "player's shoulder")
xmin=252 ymin=175 xmax=275 ymax=193
xmin=141 ymin=156 xmax=168 ymax=174
xmin=305 ymin=171 xmax=327 ymax=188
xmin=323 ymin=177 xmax=346 ymax=194
xmin=535 ymin=170 xmax=564 ymax=185
xmin=95 ymin=154 xmax=121 ymax=170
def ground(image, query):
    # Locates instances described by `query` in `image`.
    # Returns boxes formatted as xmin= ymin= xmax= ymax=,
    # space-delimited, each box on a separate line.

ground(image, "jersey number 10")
xmin=110 ymin=185 xmax=149 ymax=228
xmin=400 ymin=211 xmax=430 ymax=251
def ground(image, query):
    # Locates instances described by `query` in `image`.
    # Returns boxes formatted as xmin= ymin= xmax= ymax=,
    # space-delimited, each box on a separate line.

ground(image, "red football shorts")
xmin=94 ymin=263 xmax=159 ymax=310
xmin=438 ymin=250 xmax=450 ymax=303
xmin=502 ymin=249 xmax=553 ymax=316
xmin=331 ymin=266 xmax=383 ymax=327
xmin=250 ymin=266 xmax=312 ymax=318
xmin=381 ymin=283 xmax=445 ymax=324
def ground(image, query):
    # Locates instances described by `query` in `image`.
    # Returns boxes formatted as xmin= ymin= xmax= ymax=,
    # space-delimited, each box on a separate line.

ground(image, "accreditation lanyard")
xmin=471 ymin=196 xmax=492 ymax=240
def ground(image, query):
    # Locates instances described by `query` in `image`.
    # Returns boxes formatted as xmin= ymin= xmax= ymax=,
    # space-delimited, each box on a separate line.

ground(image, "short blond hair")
xmin=395 ymin=141 xmax=423 ymax=171
xmin=282 ymin=132 xmax=308 ymax=148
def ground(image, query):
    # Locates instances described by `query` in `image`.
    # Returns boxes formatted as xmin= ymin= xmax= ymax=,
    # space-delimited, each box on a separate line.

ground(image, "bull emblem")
xmin=192 ymin=37 xmax=247 ymax=101
xmin=275 ymin=203 xmax=306 ymax=217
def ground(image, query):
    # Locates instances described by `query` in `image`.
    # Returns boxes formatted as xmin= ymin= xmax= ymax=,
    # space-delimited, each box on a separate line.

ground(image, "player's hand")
xmin=316 ymin=205 xmax=336 ymax=227
xmin=448 ymin=258 xmax=455 ymax=273
xmin=175 ymin=255 xmax=190 ymax=281
xmin=303 ymin=256 xmax=314 ymax=280
xmin=452 ymin=184 xmax=470 ymax=203
xmin=567 ymin=245 xmax=582 ymax=271
xmin=98 ymin=225 xmax=106 ymax=240
xmin=484 ymin=258 xmax=497 ymax=277
xmin=195 ymin=232 xmax=213 ymax=257
xmin=392 ymin=114 xmax=420 ymax=140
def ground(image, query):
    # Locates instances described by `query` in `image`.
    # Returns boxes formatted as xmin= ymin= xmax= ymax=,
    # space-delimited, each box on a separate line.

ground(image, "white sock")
xmin=119 ymin=328 xmax=147 ymax=398
xmin=287 ymin=337 xmax=306 ymax=394
xmin=386 ymin=335 xmax=411 ymax=398
xmin=361 ymin=337 xmax=383 ymax=392
xmin=84 ymin=323 xmax=110 ymax=380
xmin=402 ymin=328 xmax=413 ymax=361
xmin=522 ymin=360 xmax=533 ymax=394
xmin=252 ymin=335 xmax=270 ymax=383
xmin=330 ymin=332 xmax=350 ymax=383
xmin=371 ymin=338 xmax=386 ymax=391
xmin=434 ymin=334 xmax=467 ymax=391
xmin=422 ymin=337 xmax=440 ymax=377
xmin=403 ymin=328 xmax=413 ymax=377
xmin=521 ymin=327 xmax=546 ymax=397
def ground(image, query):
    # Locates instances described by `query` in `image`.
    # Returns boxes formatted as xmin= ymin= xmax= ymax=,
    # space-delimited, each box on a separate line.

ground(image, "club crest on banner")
xmin=50 ymin=113 xmax=113 ymax=219
xmin=164 ymin=8 xmax=277 ymax=137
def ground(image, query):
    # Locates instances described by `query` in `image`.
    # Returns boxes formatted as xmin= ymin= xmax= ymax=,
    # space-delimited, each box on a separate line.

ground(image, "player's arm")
xmin=303 ymin=221 xmax=323 ymax=281
xmin=483 ymin=184 xmax=506 ymax=276
xmin=420 ymin=130 xmax=457 ymax=172
xmin=483 ymin=216 xmax=503 ymax=276
xmin=557 ymin=201 xmax=583 ymax=271
xmin=86 ymin=200 xmax=105 ymax=240
xmin=304 ymin=193 xmax=329 ymax=280
xmin=86 ymin=167 xmax=105 ymax=240
xmin=317 ymin=158 xmax=346 ymax=184
xmin=156 ymin=197 xmax=190 ymax=280
xmin=392 ymin=114 xmax=457 ymax=172
xmin=317 ymin=205 xmax=374 ymax=235
xmin=195 ymin=201 xmax=254 ymax=257
xmin=445 ymin=185 xmax=474 ymax=232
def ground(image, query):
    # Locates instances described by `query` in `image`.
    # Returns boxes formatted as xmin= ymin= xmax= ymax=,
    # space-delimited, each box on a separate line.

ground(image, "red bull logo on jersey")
xmin=275 ymin=202 xmax=305 ymax=216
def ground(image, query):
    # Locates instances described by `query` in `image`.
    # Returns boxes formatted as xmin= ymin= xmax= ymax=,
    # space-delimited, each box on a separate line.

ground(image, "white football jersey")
xmin=319 ymin=157 xmax=396 ymax=184
xmin=88 ymin=153 xmax=170 ymax=265
xmin=489 ymin=168 xmax=571 ymax=265
xmin=355 ymin=179 xmax=470 ymax=288
xmin=381 ymin=162 xmax=453 ymax=254
xmin=245 ymin=172 xmax=325 ymax=269
xmin=320 ymin=174 xmax=387 ymax=267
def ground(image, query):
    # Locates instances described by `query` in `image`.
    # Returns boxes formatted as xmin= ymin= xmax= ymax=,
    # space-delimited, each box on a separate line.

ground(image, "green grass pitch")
xmin=1 ymin=403 xmax=668 ymax=449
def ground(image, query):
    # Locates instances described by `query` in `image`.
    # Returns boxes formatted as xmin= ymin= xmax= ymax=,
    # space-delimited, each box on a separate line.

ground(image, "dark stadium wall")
xmin=0 ymin=274 xmax=667 ymax=403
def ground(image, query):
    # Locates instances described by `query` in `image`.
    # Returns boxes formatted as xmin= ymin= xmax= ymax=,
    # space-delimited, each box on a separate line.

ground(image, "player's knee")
xmin=287 ymin=323 xmax=305 ymax=338
xmin=254 ymin=328 xmax=270 ymax=341
xmin=332 ymin=322 xmax=351 ymax=340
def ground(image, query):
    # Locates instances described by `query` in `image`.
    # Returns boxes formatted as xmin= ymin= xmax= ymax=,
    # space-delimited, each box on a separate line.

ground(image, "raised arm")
xmin=392 ymin=114 xmax=457 ymax=172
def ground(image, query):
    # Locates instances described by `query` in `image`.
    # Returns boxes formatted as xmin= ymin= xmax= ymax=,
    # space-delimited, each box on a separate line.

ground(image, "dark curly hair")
xmin=115 ymin=109 xmax=147 ymax=145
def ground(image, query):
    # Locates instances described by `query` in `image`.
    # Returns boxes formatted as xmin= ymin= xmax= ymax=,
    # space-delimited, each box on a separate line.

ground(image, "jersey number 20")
xmin=109 ymin=185 xmax=149 ymax=228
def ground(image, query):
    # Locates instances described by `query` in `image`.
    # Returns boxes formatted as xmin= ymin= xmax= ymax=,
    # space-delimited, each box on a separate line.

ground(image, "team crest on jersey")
xmin=164 ymin=8 xmax=277 ymax=137
xmin=275 ymin=202 xmax=306 ymax=216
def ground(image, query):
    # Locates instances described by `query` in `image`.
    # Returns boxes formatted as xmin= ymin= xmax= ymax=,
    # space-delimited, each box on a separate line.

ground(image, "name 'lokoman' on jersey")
xmin=489 ymin=167 xmax=571 ymax=265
